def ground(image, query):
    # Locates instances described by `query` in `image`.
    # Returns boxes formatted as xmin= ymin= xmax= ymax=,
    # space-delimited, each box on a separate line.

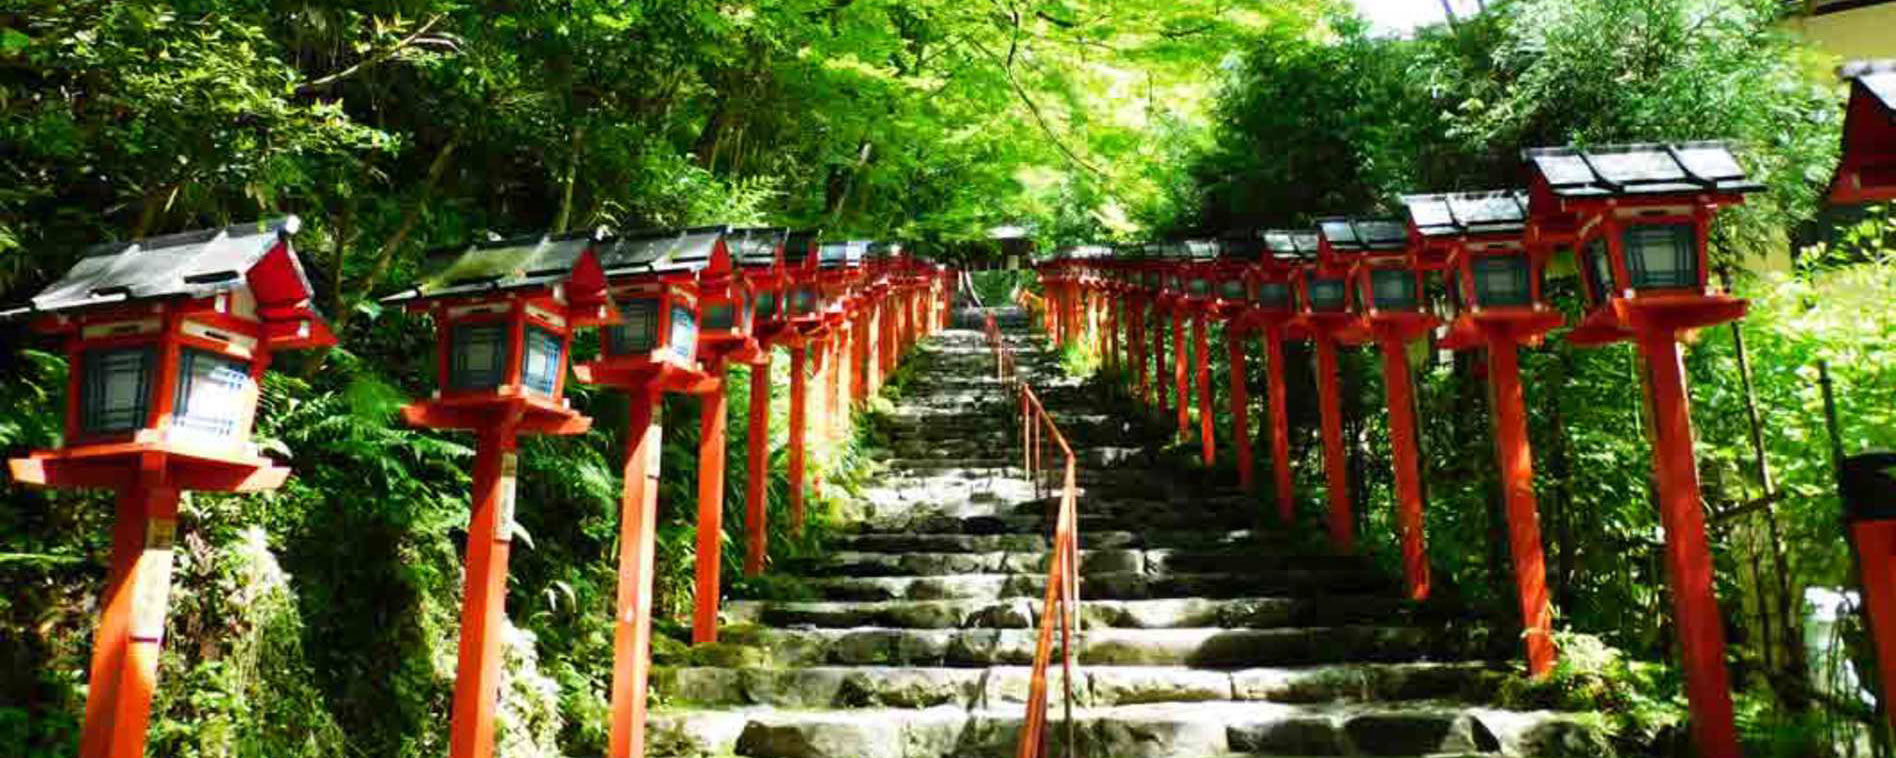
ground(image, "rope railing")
xmin=981 ymin=308 xmax=1080 ymax=758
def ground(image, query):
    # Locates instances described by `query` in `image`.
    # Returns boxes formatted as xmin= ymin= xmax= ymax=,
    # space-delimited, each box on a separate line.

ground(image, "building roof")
xmin=1316 ymin=218 xmax=1409 ymax=252
xmin=1401 ymin=190 xmax=1530 ymax=238
xmin=1522 ymin=142 xmax=1763 ymax=197
xmin=1843 ymin=60 xmax=1896 ymax=113
xmin=1260 ymin=230 xmax=1320 ymax=259
xmin=384 ymin=230 xmax=600 ymax=304
xmin=599 ymin=225 xmax=730 ymax=277
xmin=7 ymin=216 xmax=313 ymax=318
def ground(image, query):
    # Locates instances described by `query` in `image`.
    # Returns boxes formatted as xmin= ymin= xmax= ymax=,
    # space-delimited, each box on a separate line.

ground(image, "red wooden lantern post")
xmin=1292 ymin=232 xmax=1369 ymax=553
xmin=1209 ymin=237 xmax=1258 ymax=488
xmin=734 ymin=229 xmax=804 ymax=576
xmin=1325 ymin=217 xmax=1438 ymax=599
xmin=1253 ymin=232 xmax=1318 ymax=524
xmin=1131 ymin=251 xmax=1161 ymax=408
xmin=780 ymin=240 xmax=833 ymax=534
xmin=1172 ymin=241 xmax=1220 ymax=464
xmin=383 ymin=231 xmax=617 ymax=758
xmin=1843 ymin=455 xmax=1896 ymax=736
xmin=1403 ymin=190 xmax=1561 ymax=675
xmin=1526 ymin=141 xmax=1762 ymax=757
xmin=5 ymin=218 xmax=333 ymax=758
xmin=575 ymin=227 xmax=724 ymax=758
xmin=1830 ymin=62 xmax=1896 ymax=205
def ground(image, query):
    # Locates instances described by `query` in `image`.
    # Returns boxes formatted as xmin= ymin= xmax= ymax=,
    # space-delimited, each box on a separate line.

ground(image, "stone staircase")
xmin=645 ymin=309 xmax=1609 ymax=758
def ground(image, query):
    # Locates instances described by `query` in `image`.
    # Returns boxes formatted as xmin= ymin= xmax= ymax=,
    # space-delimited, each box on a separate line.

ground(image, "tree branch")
xmin=297 ymin=14 xmax=449 ymax=94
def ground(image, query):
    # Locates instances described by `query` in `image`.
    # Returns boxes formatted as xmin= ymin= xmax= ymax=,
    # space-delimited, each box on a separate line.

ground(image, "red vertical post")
xmin=77 ymin=476 xmax=181 ymax=758
xmin=829 ymin=332 xmax=847 ymax=437
xmin=608 ymin=388 xmax=662 ymax=758
xmin=1487 ymin=339 xmax=1557 ymax=676
xmin=788 ymin=345 xmax=808 ymax=534
xmin=1172 ymin=310 xmax=1190 ymax=440
xmin=1264 ymin=329 xmax=1295 ymax=524
xmin=1377 ymin=332 xmax=1431 ymax=601
xmin=1852 ymin=520 xmax=1896 ymax=735
xmin=1313 ymin=335 xmax=1353 ymax=552
xmin=1194 ymin=315 xmax=1214 ymax=465
xmin=1151 ymin=310 xmax=1167 ymax=412
xmin=448 ymin=426 xmax=520 ymax=758
xmin=1136 ymin=304 xmax=1152 ymax=405
xmin=693 ymin=371 xmax=728 ymax=644
xmin=1226 ymin=329 xmax=1254 ymax=492
xmin=1639 ymin=334 xmax=1740 ymax=758
xmin=745 ymin=355 xmax=771 ymax=577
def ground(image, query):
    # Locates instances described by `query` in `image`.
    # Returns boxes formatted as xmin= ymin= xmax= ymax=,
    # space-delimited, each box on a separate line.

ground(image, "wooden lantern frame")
xmin=1831 ymin=61 xmax=1896 ymax=205
xmin=1403 ymin=190 xmax=1561 ymax=350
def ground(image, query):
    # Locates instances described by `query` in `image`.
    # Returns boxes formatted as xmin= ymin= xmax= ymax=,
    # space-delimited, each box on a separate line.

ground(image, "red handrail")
xmin=983 ymin=309 xmax=1080 ymax=758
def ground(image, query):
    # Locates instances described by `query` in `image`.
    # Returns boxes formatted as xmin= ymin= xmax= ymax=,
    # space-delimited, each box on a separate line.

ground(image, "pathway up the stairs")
xmin=645 ymin=308 xmax=1611 ymax=758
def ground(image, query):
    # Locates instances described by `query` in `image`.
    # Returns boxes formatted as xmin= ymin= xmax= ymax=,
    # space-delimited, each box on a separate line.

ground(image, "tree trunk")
xmin=553 ymin=125 xmax=587 ymax=234
xmin=341 ymin=136 xmax=460 ymax=336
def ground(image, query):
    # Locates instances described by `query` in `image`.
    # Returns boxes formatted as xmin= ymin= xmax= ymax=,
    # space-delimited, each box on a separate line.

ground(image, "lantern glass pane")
xmin=450 ymin=324 xmax=509 ymax=390
xmin=82 ymin=346 xmax=155 ymax=434
xmin=173 ymin=349 xmax=253 ymax=438
xmin=1471 ymin=256 xmax=1532 ymax=307
xmin=669 ymin=304 xmax=697 ymax=361
xmin=1256 ymin=281 xmax=1290 ymax=309
xmin=1220 ymin=280 xmax=1246 ymax=300
xmin=521 ymin=326 xmax=563 ymax=396
xmin=754 ymin=291 xmax=778 ymax=322
xmin=1309 ymin=278 xmax=1347 ymax=311
xmin=1623 ymin=223 xmax=1698 ymax=290
xmin=1189 ymin=278 xmax=1210 ymax=296
xmin=703 ymin=302 xmax=737 ymax=331
xmin=1370 ymin=269 xmax=1417 ymax=310
xmin=1583 ymin=238 xmax=1614 ymax=306
xmin=791 ymin=287 xmax=818 ymax=315
xmin=606 ymin=298 xmax=660 ymax=355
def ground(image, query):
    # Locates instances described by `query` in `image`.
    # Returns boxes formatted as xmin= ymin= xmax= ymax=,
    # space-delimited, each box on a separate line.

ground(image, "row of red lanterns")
xmin=3 ymin=223 xmax=954 ymax=758
xmin=1036 ymin=140 xmax=1763 ymax=757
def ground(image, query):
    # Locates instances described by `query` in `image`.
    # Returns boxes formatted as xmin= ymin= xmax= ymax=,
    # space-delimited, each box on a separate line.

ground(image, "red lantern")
xmin=382 ymin=230 xmax=615 ymax=758
xmin=5 ymin=217 xmax=333 ymax=758
xmin=1402 ymin=189 xmax=1559 ymax=676
xmin=1525 ymin=140 xmax=1762 ymax=758
xmin=1831 ymin=61 xmax=1896 ymax=205
xmin=731 ymin=227 xmax=795 ymax=578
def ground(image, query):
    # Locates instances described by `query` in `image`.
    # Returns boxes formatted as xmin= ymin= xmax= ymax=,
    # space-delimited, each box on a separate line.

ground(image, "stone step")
xmin=831 ymin=529 xmax=1292 ymax=553
xmin=773 ymin=569 xmax=1395 ymax=602
xmin=715 ymin=626 xmax=1468 ymax=668
xmin=789 ymin=549 xmax=1373 ymax=578
xmin=651 ymin=662 xmax=1507 ymax=710
xmin=647 ymin=701 xmax=1610 ymax=758
xmin=724 ymin=596 xmax=1419 ymax=631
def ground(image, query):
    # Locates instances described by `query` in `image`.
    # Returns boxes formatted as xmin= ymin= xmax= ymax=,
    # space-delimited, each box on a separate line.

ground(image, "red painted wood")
xmin=745 ymin=354 xmax=771 ymax=577
xmin=693 ymin=368 xmax=728 ymax=644
xmin=448 ymin=425 xmax=519 ymax=758
xmin=1851 ymin=520 xmax=1896 ymax=733
xmin=1313 ymin=335 xmax=1353 ymax=552
xmin=788 ymin=345 xmax=808 ymax=535
xmin=1263 ymin=329 xmax=1294 ymax=523
xmin=1487 ymin=339 xmax=1557 ymax=676
xmin=1194 ymin=315 xmax=1214 ymax=466
xmin=1226 ymin=329 xmax=1254 ymax=493
xmin=77 ymin=477 xmax=180 ymax=758
xmin=1377 ymin=332 xmax=1431 ymax=601
xmin=1172 ymin=310 xmax=1189 ymax=441
xmin=1639 ymin=334 xmax=1739 ymax=758
xmin=608 ymin=388 xmax=662 ymax=758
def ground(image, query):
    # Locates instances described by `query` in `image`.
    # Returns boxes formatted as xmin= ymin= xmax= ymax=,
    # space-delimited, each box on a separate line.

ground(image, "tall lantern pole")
xmin=1327 ymin=216 xmax=1437 ymax=600
xmin=578 ymin=227 xmax=727 ymax=757
xmin=1525 ymin=141 xmax=1762 ymax=757
xmin=734 ymin=229 xmax=802 ymax=576
xmin=1255 ymin=232 xmax=1319 ymax=525
xmin=1402 ymin=190 xmax=1559 ymax=673
xmin=385 ymin=231 xmax=617 ymax=758
xmin=1178 ymin=241 xmax=1219 ymax=466
xmin=1294 ymin=229 xmax=1370 ymax=553
xmin=1211 ymin=235 xmax=1258 ymax=489
xmin=7 ymin=218 xmax=334 ymax=758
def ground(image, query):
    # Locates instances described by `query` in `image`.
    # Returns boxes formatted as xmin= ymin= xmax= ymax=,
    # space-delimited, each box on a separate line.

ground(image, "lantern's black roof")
xmin=599 ymin=225 xmax=731 ymax=276
xmin=1158 ymin=240 xmax=1219 ymax=261
xmin=819 ymin=240 xmax=871 ymax=268
xmin=5 ymin=216 xmax=306 ymax=318
xmin=1260 ymin=230 xmax=1320 ymax=259
xmin=784 ymin=230 xmax=822 ymax=266
xmin=1214 ymin=233 xmax=1257 ymax=260
xmin=1522 ymin=142 xmax=1763 ymax=197
xmin=383 ymin=229 xmax=599 ymax=304
xmin=1843 ymin=60 xmax=1896 ymax=113
xmin=1316 ymin=218 xmax=1408 ymax=252
xmin=1055 ymin=245 xmax=1113 ymax=260
xmin=1401 ymin=190 xmax=1530 ymax=238
xmin=731 ymin=227 xmax=789 ymax=268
